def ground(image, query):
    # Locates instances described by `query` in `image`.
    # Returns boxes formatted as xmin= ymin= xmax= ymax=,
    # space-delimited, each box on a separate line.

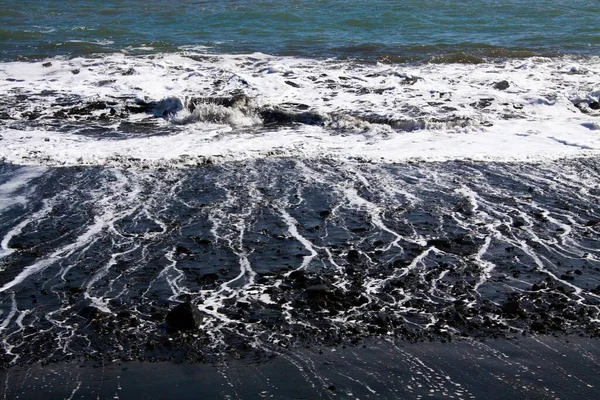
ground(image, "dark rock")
xmin=284 ymin=80 xmax=301 ymax=88
xmin=531 ymin=321 xmax=547 ymax=333
xmin=585 ymin=219 xmax=600 ymax=227
xmin=502 ymin=301 xmax=522 ymax=316
xmin=96 ymin=79 xmax=116 ymax=87
xmin=427 ymin=236 xmax=483 ymax=256
xmin=347 ymin=249 xmax=361 ymax=262
xmin=150 ymin=312 xmax=165 ymax=322
xmin=71 ymin=69 xmax=80 ymax=74
xmin=188 ymin=94 xmax=251 ymax=112
xmin=42 ymin=62 xmax=52 ymax=68
xmin=78 ymin=306 xmax=106 ymax=320
xmin=385 ymin=278 xmax=405 ymax=289
xmin=117 ymin=311 xmax=132 ymax=319
xmin=575 ymin=101 xmax=600 ymax=114
xmin=563 ymin=312 xmax=578 ymax=321
xmin=165 ymin=302 xmax=203 ymax=331
xmin=512 ymin=219 xmax=526 ymax=228
xmin=531 ymin=282 xmax=547 ymax=291
xmin=68 ymin=287 xmax=84 ymax=295
xmin=319 ymin=210 xmax=331 ymax=218
xmin=193 ymin=237 xmax=213 ymax=245
xmin=533 ymin=212 xmax=548 ymax=221
xmin=236 ymin=300 xmax=251 ymax=309
xmin=259 ymin=108 xmax=325 ymax=126
xmin=493 ymin=80 xmax=510 ymax=90
xmin=288 ymin=270 xmax=309 ymax=286
xmin=175 ymin=245 xmax=192 ymax=255
xmin=69 ymin=101 xmax=107 ymax=115
xmin=341 ymin=290 xmax=368 ymax=307
xmin=560 ymin=274 xmax=575 ymax=281
xmin=23 ymin=111 xmax=41 ymax=120
xmin=372 ymin=312 xmax=392 ymax=332
xmin=304 ymin=284 xmax=331 ymax=299
xmin=470 ymin=98 xmax=494 ymax=109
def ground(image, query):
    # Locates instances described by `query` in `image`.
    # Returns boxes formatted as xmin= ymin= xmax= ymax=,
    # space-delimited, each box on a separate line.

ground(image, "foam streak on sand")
xmin=0 ymin=158 xmax=598 ymax=366
xmin=0 ymin=53 xmax=600 ymax=168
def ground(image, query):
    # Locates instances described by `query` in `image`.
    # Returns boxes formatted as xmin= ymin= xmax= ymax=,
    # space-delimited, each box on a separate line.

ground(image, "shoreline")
xmin=1 ymin=335 xmax=598 ymax=399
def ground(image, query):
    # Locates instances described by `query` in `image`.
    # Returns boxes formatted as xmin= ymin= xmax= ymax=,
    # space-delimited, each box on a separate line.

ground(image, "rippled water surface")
xmin=1 ymin=0 xmax=599 ymax=60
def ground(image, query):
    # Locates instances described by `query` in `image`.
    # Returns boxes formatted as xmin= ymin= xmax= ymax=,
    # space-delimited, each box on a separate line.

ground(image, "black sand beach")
xmin=1 ymin=158 xmax=600 ymax=398
xmin=2 ymin=336 xmax=598 ymax=399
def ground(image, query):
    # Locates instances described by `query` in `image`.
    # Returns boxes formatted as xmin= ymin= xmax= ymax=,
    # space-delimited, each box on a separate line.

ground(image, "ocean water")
xmin=2 ymin=0 xmax=600 ymax=61
xmin=1 ymin=1 xmax=600 ymax=398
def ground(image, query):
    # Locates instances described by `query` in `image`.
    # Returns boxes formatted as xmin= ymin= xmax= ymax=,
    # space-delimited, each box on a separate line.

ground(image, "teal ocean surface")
xmin=1 ymin=0 xmax=600 ymax=61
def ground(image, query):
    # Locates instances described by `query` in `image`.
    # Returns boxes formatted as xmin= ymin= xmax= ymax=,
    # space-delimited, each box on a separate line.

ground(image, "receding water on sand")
xmin=0 ymin=158 xmax=599 ymax=399
xmin=2 ymin=337 xmax=598 ymax=399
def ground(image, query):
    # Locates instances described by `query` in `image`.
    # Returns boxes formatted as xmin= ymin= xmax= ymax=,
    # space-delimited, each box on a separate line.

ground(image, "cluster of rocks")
xmin=0 ymin=88 xmax=507 ymax=133
xmin=574 ymin=99 xmax=600 ymax=115
xmin=40 ymin=252 xmax=596 ymax=369
xmin=3 ymin=158 xmax=600 ymax=369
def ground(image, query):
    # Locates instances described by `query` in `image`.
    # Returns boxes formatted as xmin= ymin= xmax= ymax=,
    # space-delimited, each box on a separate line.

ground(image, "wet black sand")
xmin=1 ymin=336 xmax=598 ymax=399
xmin=1 ymin=158 xmax=600 ymax=398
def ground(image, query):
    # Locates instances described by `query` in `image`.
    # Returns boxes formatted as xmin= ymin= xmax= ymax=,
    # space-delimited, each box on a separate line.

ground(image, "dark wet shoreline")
xmin=1 ymin=158 xmax=599 ymax=372
xmin=1 ymin=335 xmax=598 ymax=399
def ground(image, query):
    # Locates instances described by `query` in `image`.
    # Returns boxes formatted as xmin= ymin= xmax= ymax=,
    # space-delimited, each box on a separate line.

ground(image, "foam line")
xmin=1 ymin=54 xmax=600 ymax=168
xmin=0 ymin=218 xmax=105 ymax=293
xmin=279 ymin=208 xmax=319 ymax=272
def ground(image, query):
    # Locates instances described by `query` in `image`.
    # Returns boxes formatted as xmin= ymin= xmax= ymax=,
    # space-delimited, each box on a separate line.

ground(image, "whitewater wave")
xmin=1 ymin=52 xmax=600 ymax=167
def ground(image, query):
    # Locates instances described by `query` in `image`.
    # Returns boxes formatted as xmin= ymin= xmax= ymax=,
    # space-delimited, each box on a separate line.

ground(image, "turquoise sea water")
xmin=1 ymin=0 xmax=599 ymax=61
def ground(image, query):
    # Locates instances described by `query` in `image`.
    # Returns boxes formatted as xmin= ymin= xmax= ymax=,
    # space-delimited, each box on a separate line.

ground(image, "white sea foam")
xmin=0 ymin=167 xmax=46 ymax=210
xmin=1 ymin=53 xmax=599 ymax=167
